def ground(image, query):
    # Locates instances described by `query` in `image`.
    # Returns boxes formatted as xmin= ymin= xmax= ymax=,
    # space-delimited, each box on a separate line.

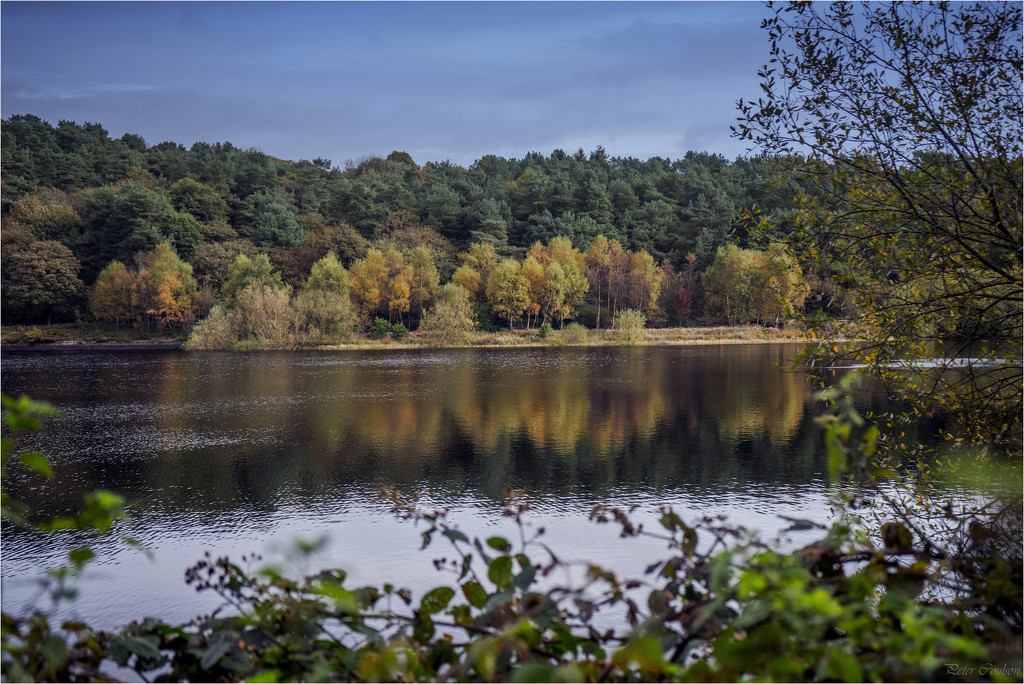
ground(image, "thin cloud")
xmin=1 ymin=2 xmax=772 ymax=165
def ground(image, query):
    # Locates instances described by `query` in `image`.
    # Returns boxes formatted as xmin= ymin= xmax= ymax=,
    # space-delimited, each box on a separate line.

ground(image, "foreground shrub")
xmin=613 ymin=308 xmax=646 ymax=344
xmin=420 ymin=284 xmax=476 ymax=347
xmin=368 ymin=317 xmax=391 ymax=340
xmin=294 ymin=288 xmax=358 ymax=343
xmin=538 ymin=321 xmax=553 ymax=339
xmin=234 ymin=282 xmax=296 ymax=345
xmin=184 ymin=305 xmax=238 ymax=350
xmin=389 ymin=322 xmax=408 ymax=342
xmin=561 ymin=322 xmax=588 ymax=345
xmin=5 ymin=494 xmax=1011 ymax=683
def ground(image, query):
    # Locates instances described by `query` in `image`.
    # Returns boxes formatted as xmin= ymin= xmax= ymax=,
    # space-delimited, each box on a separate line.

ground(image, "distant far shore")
xmin=1 ymin=323 xmax=820 ymax=353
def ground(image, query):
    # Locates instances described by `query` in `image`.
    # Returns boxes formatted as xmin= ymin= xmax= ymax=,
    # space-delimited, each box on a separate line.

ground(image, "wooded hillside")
xmin=1 ymin=114 xmax=822 ymax=331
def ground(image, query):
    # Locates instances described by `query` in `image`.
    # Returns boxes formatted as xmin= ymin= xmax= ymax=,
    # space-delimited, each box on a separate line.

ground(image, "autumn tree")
xmin=621 ymin=250 xmax=661 ymax=318
xmin=520 ymin=256 xmax=546 ymax=329
xmin=90 ymin=261 xmax=134 ymax=326
xmin=538 ymin=261 xmax=567 ymax=327
xmin=655 ymin=260 xmax=689 ymax=327
xmin=752 ymin=244 xmax=808 ymax=326
xmin=406 ymin=246 xmax=440 ymax=324
xmin=234 ymin=282 xmax=297 ymax=345
xmin=221 ymin=253 xmax=286 ymax=308
xmin=451 ymin=265 xmax=483 ymax=303
xmin=189 ymin=240 xmax=259 ymax=303
xmin=460 ymin=243 xmax=498 ymax=295
xmin=702 ymin=245 xmax=758 ymax=325
xmin=661 ymin=254 xmax=699 ymax=325
xmin=0 ymin=234 xmax=85 ymax=324
xmin=303 ymin=252 xmax=350 ymax=295
xmin=606 ymin=238 xmax=630 ymax=318
xmin=585 ymin=235 xmax=613 ymax=328
xmin=375 ymin=210 xmax=455 ymax=263
xmin=132 ymin=243 xmax=199 ymax=330
xmin=546 ymin=237 xmax=589 ymax=326
xmin=383 ymin=250 xmax=413 ymax=325
xmin=419 ymin=283 xmax=476 ymax=346
xmin=348 ymin=248 xmax=388 ymax=321
xmin=703 ymin=244 xmax=806 ymax=326
xmin=486 ymin=258 xmax=530 ymax=329
xmin=293 ymin=288 xmax=358 ymax=343
xmin=294 ymin=253 xmax=358 ymax=343
xmin=6 ymin=191 xmax=82 ymax=243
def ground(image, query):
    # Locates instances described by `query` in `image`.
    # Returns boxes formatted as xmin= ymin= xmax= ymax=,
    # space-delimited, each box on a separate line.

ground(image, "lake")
xmin=1 ymin=344 xmax=881 ymax=631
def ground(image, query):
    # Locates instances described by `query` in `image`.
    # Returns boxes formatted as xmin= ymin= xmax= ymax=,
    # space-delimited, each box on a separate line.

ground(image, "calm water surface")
xmin=1 ymin=345 xmax=877 ymax=630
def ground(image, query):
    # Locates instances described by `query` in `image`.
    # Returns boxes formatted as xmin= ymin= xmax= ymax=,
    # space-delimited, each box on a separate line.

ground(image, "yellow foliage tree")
xmin=348 ymin=248 xmax=387 ymax=320
xmin=485 ymin=258 xmax=530 ymax=329
xmin=91 ymin=261 xmax=134 ymax=327
xmin=520 ymin=256 xmax=545 ymax=328
xmin=452 ymin=265 xmax=482 ymax=303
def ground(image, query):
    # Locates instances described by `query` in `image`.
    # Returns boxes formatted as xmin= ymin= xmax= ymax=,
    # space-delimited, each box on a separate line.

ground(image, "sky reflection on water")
xmin=1 ymin=345 xmax=874 ymax=630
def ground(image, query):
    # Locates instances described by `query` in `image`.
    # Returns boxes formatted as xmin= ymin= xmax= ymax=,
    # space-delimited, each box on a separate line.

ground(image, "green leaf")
xmin=488 ymin=555 xmax=513 ymax=589
xmin=40 ymin=634 xmax=68 ymax=669
xmin=221 ymin=649 xmax=253 ymax=672
xmin=659 ymin=510 xmax=683 ymax=532
xmin=19 ymin=451 xmax=52 ymax=478
xmin=482 ymin=589 xmax=514 ymax=613
xmin=612 ymin=636 xmax=666 ymax=675
xmin=201 ymin=639 xmax=233 ymax=670
xmin=486 ymin=536 xmax=511 ymax=552
xmin=513 ymin=564 xmax=536 ymax=591
xmin=510 ymin=663 xmax=559 ymax=682
xmin=459 ymin=551 xmax=473 ymax=580
xmin=825 ymin=650 xmax=863 ymax=682
xmin=315 ymin=582 xmax=360 ymax=615
xmin=40 ymin=516 xmax=76 ymax=531
xmin=349 ymin=621 xmax=385 ymax=647
xmin=113 ymin=635 xmax=162 ymax=662
xmin=420 ymin=586 xmax=455 ymax=615
xmin=412 ymin=613 xmax=435 ymax=642
xmin=450 ymin=603 xmax=473 ymax=626
xmin=648 ymin=589 xmax=670 ymax=613
xmin=68 ymin=546 xmax=95 ymax=568
xmin=462 ymin=580 xmax=488 ymax=609
xmin=782 ymin=517 xmax=815 ymax=531
xmin=92 ymin=490 xmax=125 ymax=510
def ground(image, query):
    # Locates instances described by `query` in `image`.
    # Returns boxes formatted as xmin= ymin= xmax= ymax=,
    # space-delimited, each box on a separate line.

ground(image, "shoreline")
xmin=1 ymin=325 xmax=822 ymax=352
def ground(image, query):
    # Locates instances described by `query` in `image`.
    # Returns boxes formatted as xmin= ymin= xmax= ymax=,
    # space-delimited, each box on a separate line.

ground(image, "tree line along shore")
xmin=2 ymin=114 xmax=828 ymax=350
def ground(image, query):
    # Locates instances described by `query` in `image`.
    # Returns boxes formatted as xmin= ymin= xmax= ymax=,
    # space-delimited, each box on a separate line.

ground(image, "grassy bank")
xmin=1 ymin=323 xmax=184 ymax=345
xmin=2 ymin=322 xmax=817 ymax=351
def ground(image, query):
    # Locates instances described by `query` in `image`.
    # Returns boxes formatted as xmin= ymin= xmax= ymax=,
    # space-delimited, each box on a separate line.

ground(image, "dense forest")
xmin=0 ymin=114 xmax=820 ymax=339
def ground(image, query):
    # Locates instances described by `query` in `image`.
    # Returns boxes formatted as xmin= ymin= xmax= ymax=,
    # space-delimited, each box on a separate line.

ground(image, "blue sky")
xmin=1 ymin=1 xmax=773 ymax=167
